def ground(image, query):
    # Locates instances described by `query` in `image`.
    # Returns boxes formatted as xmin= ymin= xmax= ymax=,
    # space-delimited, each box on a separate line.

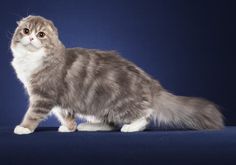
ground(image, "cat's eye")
xmin=37 ymin=32 xmax=46 ymax=38
xmin=23 ymin=28 xmax=30 ymax=35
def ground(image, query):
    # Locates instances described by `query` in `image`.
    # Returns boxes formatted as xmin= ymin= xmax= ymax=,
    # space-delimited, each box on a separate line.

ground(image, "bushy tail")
xmin=152 ymin=90 xmax=224 ymax=130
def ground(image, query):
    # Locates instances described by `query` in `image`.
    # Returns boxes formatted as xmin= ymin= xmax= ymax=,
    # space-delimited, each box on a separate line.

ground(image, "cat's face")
xmin=11 ymin=15 xmax=60 ymax=53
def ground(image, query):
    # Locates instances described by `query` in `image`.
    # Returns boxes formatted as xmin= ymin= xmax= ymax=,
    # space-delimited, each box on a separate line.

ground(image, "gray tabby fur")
xmin=10 ymin=16 xmax=224 ymax=134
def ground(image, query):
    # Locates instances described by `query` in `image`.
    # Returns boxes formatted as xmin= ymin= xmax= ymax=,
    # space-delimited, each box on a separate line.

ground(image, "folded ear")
xmin=16 ymin=18 xmax=25 ymax=26
xmin=16 ymin=15 xmax=34 ymax=26
xmin=47 ymin=20 xmax=59 ymax=35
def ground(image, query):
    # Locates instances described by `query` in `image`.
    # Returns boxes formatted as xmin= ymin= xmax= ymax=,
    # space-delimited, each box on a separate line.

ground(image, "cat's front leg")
xmin=14 ymin=98 xmax=54 ymax=135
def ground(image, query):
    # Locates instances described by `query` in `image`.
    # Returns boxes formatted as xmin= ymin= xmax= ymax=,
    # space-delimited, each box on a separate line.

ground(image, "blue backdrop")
xmin=0 ymin=0 xmax=235 ymax=127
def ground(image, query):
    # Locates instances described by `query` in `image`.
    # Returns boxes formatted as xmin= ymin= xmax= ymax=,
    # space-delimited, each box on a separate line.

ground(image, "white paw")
xmin=14 ymin=125 xmax=32 ymax=135
xmin=58 ymin=125 xmax=75 ymax=133
xmin=121 ymin=124 xmax=142 ymax=132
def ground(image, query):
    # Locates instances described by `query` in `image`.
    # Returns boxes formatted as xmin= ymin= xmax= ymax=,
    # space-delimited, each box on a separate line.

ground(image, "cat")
xmin=11 ymin=15 xmax=224 ymax=135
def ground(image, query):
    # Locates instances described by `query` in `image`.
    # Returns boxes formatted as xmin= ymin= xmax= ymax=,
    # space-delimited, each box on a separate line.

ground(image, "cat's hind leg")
xmin=51 ymin=106 xmax=77 ymax=133
xmin=121 ymin=117 xmax=149 ymax=132
xmin=77 ymin=123 xmax=114 ymax=131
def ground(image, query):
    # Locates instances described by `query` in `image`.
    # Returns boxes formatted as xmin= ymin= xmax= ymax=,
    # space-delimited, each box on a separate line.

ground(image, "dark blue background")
xmin=0 ymin=0 xmax=235 ymax=127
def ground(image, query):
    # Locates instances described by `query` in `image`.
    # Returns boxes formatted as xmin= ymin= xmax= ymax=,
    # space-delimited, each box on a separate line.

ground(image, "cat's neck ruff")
xmin=11 ymin=44 xmax=46 ymax=89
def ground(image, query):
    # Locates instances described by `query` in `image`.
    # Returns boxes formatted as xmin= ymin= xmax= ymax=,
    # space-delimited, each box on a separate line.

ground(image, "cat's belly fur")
xmin=51 ymin=106 xmax=102 ymax=123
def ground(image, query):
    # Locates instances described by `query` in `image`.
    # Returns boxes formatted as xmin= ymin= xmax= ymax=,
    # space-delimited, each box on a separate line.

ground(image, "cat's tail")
xmin=151 ymin=90 xmax=224 ymax=130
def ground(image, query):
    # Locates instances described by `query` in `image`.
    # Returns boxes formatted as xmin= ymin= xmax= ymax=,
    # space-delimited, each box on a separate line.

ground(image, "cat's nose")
xmin=29 ymin=37 xmax=34 ymax=41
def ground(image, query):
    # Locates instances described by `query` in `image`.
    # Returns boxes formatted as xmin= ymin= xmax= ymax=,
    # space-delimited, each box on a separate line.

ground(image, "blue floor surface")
xmin=0 ymin=127 xmax=236 ymax=165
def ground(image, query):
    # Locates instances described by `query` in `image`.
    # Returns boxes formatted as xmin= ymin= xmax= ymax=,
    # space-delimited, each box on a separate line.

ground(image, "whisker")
xmin=6 ymin=31 xmax=13 ymax=40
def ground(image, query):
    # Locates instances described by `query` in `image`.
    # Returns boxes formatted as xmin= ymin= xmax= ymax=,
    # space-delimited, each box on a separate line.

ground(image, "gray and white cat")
xmin=11 ymin=15 xmax=224 ymax=135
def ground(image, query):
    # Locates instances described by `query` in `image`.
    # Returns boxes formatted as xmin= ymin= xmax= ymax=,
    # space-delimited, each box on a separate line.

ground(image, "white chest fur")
xmin=11 ymin=44 xmax=45 ymax=88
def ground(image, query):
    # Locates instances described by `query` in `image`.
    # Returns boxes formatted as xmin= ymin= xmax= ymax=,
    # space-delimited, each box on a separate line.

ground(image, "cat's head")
xmin=11 ymin=15 xmax=63 ymax=55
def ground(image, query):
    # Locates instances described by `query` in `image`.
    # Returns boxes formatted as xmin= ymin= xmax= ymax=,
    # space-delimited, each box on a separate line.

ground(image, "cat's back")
xmin=65 ymin=47 xmax=124 ymax=65
xmin=65 ymin=47 xmax=150 ymax=76
xmin=64 ymin=47 xmax=156 ymax=85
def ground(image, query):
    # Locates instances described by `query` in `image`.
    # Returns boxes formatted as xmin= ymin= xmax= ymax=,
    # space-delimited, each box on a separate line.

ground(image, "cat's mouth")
xmin=23 ymin=43 xmax=41 ymax=51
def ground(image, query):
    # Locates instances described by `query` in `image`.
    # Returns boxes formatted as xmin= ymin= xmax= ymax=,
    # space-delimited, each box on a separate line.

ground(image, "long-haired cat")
xmin=11 ymin=15 xmax=224 ymax=135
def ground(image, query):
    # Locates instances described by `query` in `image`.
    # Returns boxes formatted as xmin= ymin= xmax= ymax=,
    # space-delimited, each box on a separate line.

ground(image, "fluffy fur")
xmin=11 ymin=15 xmax=224 ymax=135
